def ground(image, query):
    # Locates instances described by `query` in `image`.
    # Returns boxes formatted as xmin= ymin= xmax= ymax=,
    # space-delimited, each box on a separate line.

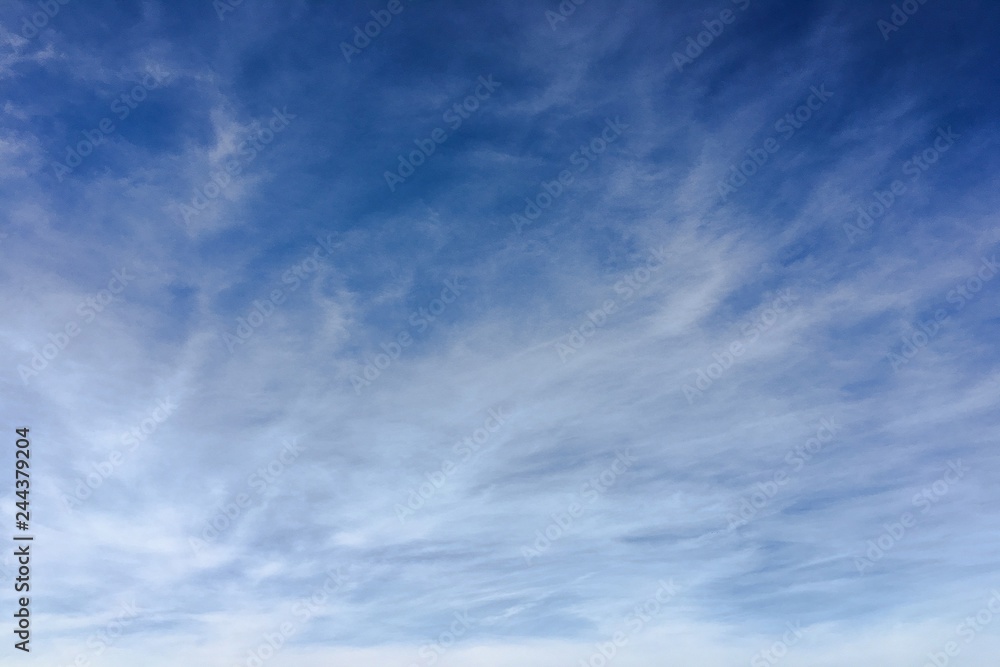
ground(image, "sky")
xmin=1 ymin=0 xmax=999 ymax=665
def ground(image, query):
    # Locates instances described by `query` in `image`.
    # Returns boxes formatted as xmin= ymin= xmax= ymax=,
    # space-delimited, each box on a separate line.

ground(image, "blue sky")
xmin=2 ymin=0 xmax=1000 ymax=665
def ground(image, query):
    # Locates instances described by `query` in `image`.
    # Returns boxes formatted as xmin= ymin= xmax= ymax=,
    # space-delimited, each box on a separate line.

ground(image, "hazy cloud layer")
xmin=1 ymin=0 xmax=999 ymax=665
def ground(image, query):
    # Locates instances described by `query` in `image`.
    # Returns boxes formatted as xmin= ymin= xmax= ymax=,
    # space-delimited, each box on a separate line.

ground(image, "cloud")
xmin=1 ymin=0 xmax=999 ymax=664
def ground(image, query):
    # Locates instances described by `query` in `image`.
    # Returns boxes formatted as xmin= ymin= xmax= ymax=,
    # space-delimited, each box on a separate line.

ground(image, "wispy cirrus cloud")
xmin=1 ymin=0 xmax=998 ymax=665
